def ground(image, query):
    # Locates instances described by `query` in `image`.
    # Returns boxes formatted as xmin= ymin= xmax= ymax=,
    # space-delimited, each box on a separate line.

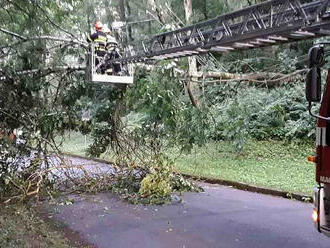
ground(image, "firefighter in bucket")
xmin=87 ymin=21 xmax=107 ymax=74
xmin=103 ymin=26 xmax=122 ymax=75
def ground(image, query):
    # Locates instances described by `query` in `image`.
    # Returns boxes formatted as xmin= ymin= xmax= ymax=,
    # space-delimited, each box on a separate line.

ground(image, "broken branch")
xmin=192 ymin=69 xmax=309 ymax=86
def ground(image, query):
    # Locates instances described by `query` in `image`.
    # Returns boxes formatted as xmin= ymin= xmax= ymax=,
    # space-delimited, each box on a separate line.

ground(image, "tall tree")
xmin=184 ymin=0 xmax=198 ymax=107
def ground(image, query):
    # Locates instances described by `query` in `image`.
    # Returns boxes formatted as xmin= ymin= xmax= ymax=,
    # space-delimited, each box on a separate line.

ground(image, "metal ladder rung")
xmin=256 ymin=38 xmax=276 ymax=43
xmin=234 ymin=42 xmax=255 ymax=48
xmin=210 ymin=46 xmax=235 ymax=52
xmin=268 ymin=35 xmax=289 ymax=41
xmin=291 ymin=31 xmax=315 ymax=37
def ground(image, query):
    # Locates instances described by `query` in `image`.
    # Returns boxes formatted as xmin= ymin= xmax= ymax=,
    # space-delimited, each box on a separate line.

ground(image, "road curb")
xmin=63 ymin=153 xmax=313 ymax=203
xmin=181 ymin=174 xmax=312 ymax=203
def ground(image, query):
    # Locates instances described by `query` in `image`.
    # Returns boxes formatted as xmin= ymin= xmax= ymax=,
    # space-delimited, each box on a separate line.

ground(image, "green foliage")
xmin=108 ymin=154 xmax=200 ymax=205
xmin=0 ymin=0 xmax=95 ymax=200
xmin=139 ymin=173 xmax=172 ymax=200
xmin=85 ymin=86 xmax=126 ymax=157
xmin=82 ymin=67 xmax=207 ymax=203
xmin=126 ymin=68 xmax=214 ymax=153
xmin=139 ymin=155 xmax=172 ymax=201
xmin=205 ymin=82 xmax=315 ymax=151
xmin=170 ymin=173 xmax=203 ymax=193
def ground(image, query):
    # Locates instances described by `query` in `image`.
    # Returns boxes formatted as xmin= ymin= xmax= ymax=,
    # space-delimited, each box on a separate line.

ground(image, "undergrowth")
xmin=0 ymin=204 xmax=72 ymax=248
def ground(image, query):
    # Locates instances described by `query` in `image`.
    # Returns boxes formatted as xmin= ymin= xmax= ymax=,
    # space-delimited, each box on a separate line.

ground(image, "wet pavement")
xmin=49 ymin=156 xmax=116 ymax=180
xmin=41 ymin=183 xmax=330 ymax=248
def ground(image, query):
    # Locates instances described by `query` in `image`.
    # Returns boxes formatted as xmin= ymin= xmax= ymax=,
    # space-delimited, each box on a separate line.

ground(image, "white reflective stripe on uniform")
xmin=322 ymin=127 xmax=327 ymax=147
xmin=316 ymin=127 xmax=322 ymax=146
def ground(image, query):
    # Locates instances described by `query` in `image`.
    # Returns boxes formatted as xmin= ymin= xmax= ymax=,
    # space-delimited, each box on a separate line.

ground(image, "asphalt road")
xmin=42 ymin=183 xmax=330 ymax=248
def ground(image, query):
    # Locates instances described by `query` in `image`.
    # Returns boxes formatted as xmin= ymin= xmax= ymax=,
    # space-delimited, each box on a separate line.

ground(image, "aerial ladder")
xmin=104 ymin=0 xmax=330 ymax=64
xmin=91 ymin=0 xmax=330 ymax=236
xmin=93 ymin=0 xmax=330 ymax=84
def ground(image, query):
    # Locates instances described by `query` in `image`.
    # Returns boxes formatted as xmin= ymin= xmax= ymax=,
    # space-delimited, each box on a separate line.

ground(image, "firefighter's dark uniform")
xmin=105 ymin=35 xmax=121 ymax=75
xmin=87 ymin=31 xmax=107 ymax=73
xmin=106 ymin=35 xmax=118 ymax=53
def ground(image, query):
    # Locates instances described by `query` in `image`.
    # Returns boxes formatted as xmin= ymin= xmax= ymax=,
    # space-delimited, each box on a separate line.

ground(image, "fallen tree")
xmin=193 ymin=69 xmax=309 ymax=87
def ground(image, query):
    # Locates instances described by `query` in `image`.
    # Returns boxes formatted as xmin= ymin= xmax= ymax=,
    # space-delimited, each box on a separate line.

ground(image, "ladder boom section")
xmin=120 ymin=0 xmax=330 ymax=63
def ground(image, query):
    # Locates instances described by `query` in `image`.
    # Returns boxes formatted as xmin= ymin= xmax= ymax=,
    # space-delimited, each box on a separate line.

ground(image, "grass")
xmin=56 ymin=133 xmax=92 ymax=156
xmin=58 ymin=132 xmax=316 ymax=196
xmin=171 ymin=140 xmax=315 ymax=195
xmin=0 ymin=204 xmax=73 ymax=248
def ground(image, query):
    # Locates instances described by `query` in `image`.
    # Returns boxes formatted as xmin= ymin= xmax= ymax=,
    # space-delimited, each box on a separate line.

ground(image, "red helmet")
xmin=94 ymin=21 xmax=103 ymax=31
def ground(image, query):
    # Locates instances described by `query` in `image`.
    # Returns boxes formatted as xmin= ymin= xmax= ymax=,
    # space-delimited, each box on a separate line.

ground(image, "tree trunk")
xmin=184 ymin=0 xmax=197 ymax=78
xmin=147 ymin=0 xmax=166 ymax=25
xmin=202 ymin=0 xmax=208 ymax=20
xmin=118 ymin=0 xmax=128 ymax=45
xmin=184 ymin=0 xmax=199 ymax=107
xmin=193 ymin=69 xmax=308 ymax=87
xmin=184 ymin=81 xmax=198 ymax=107
xmin=118 ymin=0 xmax=126 ymax=22
xmin=125 ymin=0 xmax=133 ymax=41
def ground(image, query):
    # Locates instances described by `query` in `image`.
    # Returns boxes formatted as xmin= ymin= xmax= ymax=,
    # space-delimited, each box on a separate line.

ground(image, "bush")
xmin=139 ymin=155 xmax=172 ymax=201
xmin=205 ymin=82 xmax=315 ymax=149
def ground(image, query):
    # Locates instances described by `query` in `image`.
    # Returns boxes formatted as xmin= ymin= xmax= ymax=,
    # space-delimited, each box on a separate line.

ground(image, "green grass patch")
xmin=0 ymin=204 xmax=73 ymax=248
xmin=58 ymin=132 xmax=316 ymax=196
xmin=56 ymin=132 xmax=93 ymax=156
xmin=172 ymin=140 xmax=315 ymax=195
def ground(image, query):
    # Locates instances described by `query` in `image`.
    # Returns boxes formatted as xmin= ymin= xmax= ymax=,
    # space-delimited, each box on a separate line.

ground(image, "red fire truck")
xmin=307 ymin=43 xmax=330 ymax=236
